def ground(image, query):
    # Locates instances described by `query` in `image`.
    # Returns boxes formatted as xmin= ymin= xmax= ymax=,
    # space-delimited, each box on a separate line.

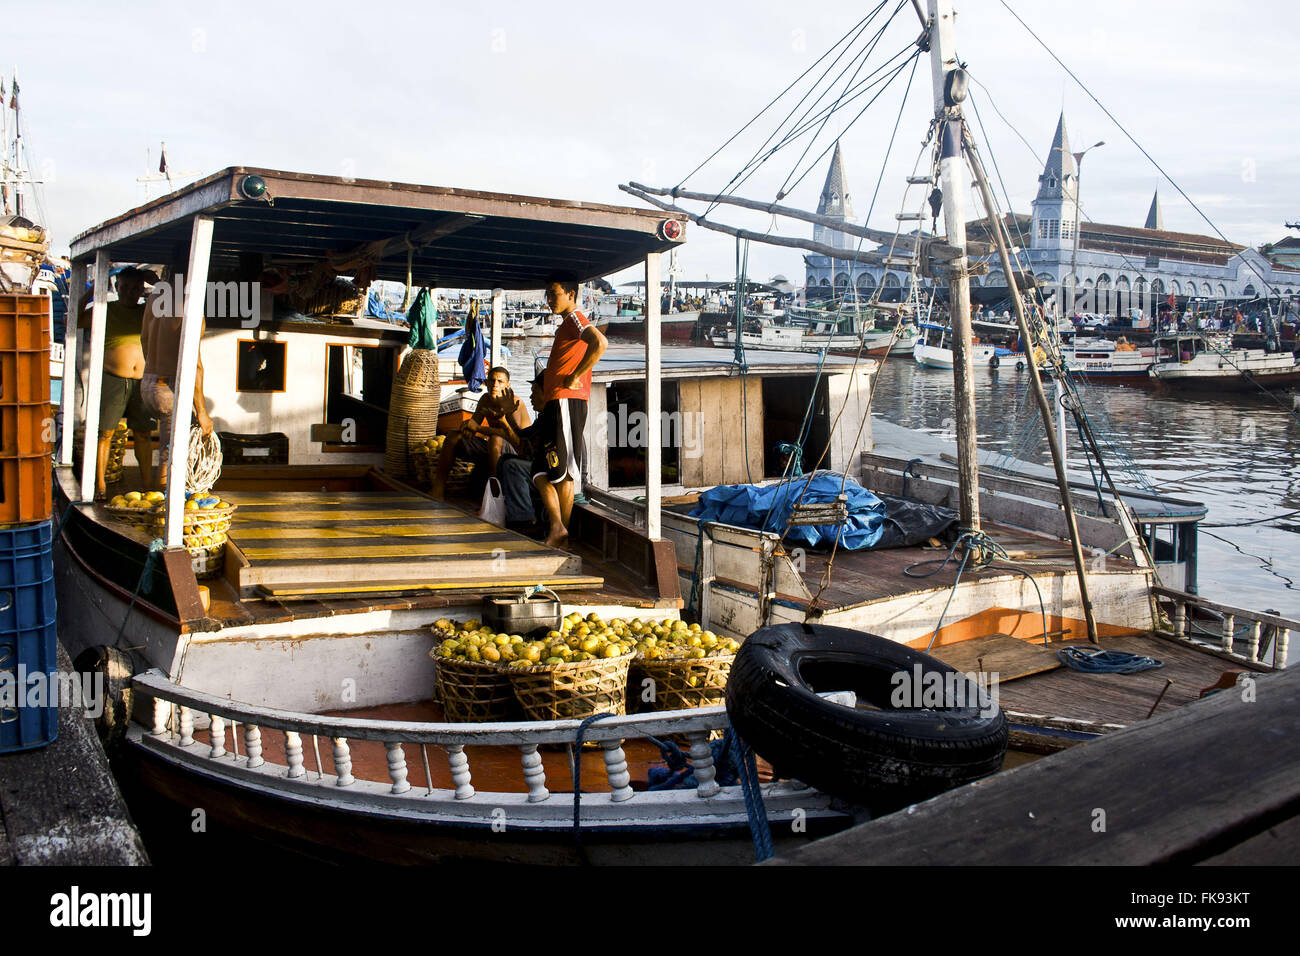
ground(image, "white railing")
xmin=131 ymin=670 xmax=847 ymax=827
xmin=1153 ymin=587 xmax=1291 ymax=669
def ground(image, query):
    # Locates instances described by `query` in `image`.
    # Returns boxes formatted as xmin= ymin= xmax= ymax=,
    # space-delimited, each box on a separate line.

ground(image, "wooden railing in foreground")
xmin=1152 ymin=586 xmax=1291 ymax=669
xmin=131 ymin=671 xmax=848 ymax=824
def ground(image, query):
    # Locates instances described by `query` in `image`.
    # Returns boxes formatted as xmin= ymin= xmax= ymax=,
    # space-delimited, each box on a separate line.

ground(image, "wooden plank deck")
xmin=224 ymin=491 xmax=594 ymax=594
xmin=769 ymin=666 xmax=1300 ymax=865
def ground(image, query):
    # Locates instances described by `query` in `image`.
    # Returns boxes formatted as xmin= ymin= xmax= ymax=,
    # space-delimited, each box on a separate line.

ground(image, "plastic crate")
xmin=0 ymin=350 xmax=50 ymax=405
xmin=218 ymin=431 xmax=289 ymax=465
xmin=0 ymin=295 xmax=51 ymax=351
xmin=0 ymin=454 xmax=52 ymax=524
xmin=0 ymin=403 xmax=53 ymax=458
xmin=0 ymin=520 xmax=55 ymax=632
xmin=0 ymin=520 xmax=57 ymax=753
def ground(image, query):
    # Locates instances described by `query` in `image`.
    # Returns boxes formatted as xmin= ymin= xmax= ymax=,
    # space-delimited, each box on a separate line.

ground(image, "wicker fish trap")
xmin=508 ymin=652 xmax=635 ymax=722
xmin=432 ymin=656 xmax=519 ymax=722
xmin=105 ymin=421 xmax=130 ymax=485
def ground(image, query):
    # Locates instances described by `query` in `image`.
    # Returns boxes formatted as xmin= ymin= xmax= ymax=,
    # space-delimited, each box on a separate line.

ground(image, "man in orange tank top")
xmin=534 ymin=272 xmax=607 ymax=549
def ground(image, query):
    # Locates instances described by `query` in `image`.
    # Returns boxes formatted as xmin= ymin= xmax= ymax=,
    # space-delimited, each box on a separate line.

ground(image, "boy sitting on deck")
xmin=430 ymin=366 xmax=531 ymax=499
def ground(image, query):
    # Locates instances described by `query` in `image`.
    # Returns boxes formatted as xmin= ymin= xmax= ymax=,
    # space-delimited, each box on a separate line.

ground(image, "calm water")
xmin=871 ymin=360 xmax=1300 ymax=618
xmin=503 ymin=340 xmax=1300 ymax=617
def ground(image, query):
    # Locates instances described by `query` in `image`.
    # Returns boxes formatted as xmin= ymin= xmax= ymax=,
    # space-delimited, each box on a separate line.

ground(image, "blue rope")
xmin=570 ymin=712 xmax=615 ymax=852
xmin=728 ymin=730 xmax=774 ymax=862
xmin=1057 ymin=647 xmax=1164 ymax=674
xmin=114 ymin=538 xmax=167 ymax=650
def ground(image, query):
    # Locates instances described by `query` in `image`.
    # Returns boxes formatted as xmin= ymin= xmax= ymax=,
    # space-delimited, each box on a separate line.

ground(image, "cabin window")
xmin=604 ymin=380 xmax=681 ymax=488
xmin=321 ymin=344 xmax=394 ymax=450
xmin=762 ymin=375 xmax=830 ymax=479
xmin=236 ymin=339 xmax=287 ymax=392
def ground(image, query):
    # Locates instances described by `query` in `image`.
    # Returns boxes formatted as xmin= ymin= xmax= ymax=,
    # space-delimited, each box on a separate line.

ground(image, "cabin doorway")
xmin=605 ymin=380 xmax=681 ymax=488
xmin=322 ymin=344 xmax=394 ymax=450
xmin=763 ymin=375 xmax=830 ymax=478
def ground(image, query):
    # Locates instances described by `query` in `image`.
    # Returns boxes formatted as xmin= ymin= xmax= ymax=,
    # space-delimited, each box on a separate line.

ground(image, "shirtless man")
xmin=88 ymin=267 xmax=156 ymax=498
xmin=431 ymin=366 xmax=531 ymax=499
xmin=141 ymin=266 xmax=214 ymax=488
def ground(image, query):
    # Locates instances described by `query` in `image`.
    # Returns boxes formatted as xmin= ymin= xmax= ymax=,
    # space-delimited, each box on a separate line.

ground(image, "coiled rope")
xmin=1057 ymin=647 xmax=1164 ymax=674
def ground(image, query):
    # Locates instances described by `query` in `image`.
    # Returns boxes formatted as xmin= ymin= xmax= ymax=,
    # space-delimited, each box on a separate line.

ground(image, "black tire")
xmin=726 ymin=622 xmax=1007 ymax=813
xmin=989 ymin=353 xmax=1000 ymax=369
xmin=1015 ymin=359 xmax=1025 ymax=370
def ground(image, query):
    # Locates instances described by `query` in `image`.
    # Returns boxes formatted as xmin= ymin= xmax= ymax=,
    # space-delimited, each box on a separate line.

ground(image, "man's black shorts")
xmin=531 ymin=398 xmax=586 ymax=485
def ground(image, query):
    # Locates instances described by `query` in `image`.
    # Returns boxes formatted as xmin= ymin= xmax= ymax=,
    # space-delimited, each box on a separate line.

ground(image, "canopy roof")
xmin=69 ymin=167 xmax=685 ymax=290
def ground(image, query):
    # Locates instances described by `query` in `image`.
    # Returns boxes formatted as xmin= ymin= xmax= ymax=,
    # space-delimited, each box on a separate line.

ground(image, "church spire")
xmin=1035 ymin=112 xmax=1077 ymax=203
xmin=1144 ymin=190 xmax=1164 ymax=230
xmin=817 ymin=141 xmax=853 ymax=221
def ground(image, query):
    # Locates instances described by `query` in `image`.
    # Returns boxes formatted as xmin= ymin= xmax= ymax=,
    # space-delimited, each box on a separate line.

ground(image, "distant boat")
xmin=1147 ymin=332 xmax=1300 ymax=390
xmin=913 ymin=321 xmax=1011 ymax=370
xmin=1059 ymin=335 xmax=1156 ymax=383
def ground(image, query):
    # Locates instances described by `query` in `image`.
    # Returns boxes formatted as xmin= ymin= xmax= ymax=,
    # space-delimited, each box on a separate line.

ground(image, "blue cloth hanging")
xmin=457 ymin=302 xmax=487 ymax=390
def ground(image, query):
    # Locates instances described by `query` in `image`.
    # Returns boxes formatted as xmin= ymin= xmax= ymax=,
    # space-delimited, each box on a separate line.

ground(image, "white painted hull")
xmin=913 ymin=341 xmax=1004 ymax=369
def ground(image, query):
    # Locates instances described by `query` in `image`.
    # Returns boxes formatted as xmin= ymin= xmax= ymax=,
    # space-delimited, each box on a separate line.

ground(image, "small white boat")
xmin=1147 ymin=332 xmax=1300 ymax=390
xmin=913 ymin=322 xmax=1010 ymax=370
xmin=1060 ymin=336 xmax=1156 ymax=383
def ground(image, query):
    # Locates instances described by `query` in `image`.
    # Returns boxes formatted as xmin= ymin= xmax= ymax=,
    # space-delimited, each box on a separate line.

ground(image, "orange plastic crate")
xmin=0 ymin=404 xmax=53 ymax=458
xmin=0 ymin=454 xmax=52 ymax=524
xmin=0 ymin=350 xmax=49 ymax=405
xmin=0 ymin=295 xmax=51 ymax=351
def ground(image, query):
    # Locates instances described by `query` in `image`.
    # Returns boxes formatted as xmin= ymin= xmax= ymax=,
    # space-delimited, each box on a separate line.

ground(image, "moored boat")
xmin=1147 ymin=332 xmax=1300 ymax=390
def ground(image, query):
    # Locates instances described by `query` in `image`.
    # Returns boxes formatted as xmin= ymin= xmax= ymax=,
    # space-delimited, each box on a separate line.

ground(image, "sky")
xmin=7 ymin=0 xmax=1299 ymax=289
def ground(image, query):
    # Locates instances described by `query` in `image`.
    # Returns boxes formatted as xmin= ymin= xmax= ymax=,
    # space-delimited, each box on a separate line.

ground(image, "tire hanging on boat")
xmin=725 ymin=622 xmax=1007 ymax=813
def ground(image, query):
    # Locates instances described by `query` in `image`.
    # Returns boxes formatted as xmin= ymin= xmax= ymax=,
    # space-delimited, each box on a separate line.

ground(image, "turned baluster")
xmin=1247 ymin=621 xmax=1262 ymax=663
xmin=385 ymin=742 xmax=411 ymax=794
xmin=685 ymin=732 xmax=720 ymax=798
xmin=178 ymin=706 xmax=194 ymax=746
xmin=285 ymin=731 xmax=305 ymax=778
xmin=446 ymin=745 xmax=474 ymax=799
xmin=1172 ymin=602 xmax=1186 ymax=638
xmin=208 ymin=715 xmax=226 ymax=758
xmin=519 ymin=744 xmax=549 ymax=802
xmin=332 ymin=737 xmax=355 ymax=787
xmin=1222 ymin=614 xmax=1236 ymax=654
xmin=244 ymin=725 xmax=264 ymax=768
xmin=152 ymin=697 xmax=169 ymax=736
xmin=1277 ymin=628 xmax=1290 ymax=670
xmin=601 ymin=739 xmax=634 ymax=803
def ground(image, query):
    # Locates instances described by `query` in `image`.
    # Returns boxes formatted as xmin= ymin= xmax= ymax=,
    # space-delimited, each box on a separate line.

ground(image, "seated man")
xmin=480 ymin=372 xmax=548 ymax=532
xmin=431 ymin=365 xmax=531 ymax=499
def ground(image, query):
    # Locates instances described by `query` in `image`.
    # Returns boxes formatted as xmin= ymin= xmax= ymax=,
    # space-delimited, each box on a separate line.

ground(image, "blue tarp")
xmin=689 ymin=472 xmax=886 ymax=550
xmin=367 ymin=289 xmax=405 ymax=322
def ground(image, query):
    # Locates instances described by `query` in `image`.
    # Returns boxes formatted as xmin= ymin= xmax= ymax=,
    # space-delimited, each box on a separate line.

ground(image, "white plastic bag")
xmin=479 ymin=476 xmax=506 ymax=526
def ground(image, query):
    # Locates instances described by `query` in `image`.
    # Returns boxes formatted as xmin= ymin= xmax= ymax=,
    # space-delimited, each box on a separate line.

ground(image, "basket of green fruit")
xmin=428 ymin=619 xmax=520 ymax=722
xmin=629 ymin=617 xmax=741 ymax=712
xmin=504 ymin=613 xmax=636 ymax=721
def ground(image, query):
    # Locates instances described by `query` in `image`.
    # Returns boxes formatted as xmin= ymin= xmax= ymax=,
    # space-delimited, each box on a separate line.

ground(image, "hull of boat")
xmin=605 ymin=313 xmax=699 ymax=342
xmin=1149 ymin=364 xmax=1300 ymax=390
xmin=913 ymin=342 xmax=1003 ymax=370
xmin=119 ymin=736 xmax=848 ymax=866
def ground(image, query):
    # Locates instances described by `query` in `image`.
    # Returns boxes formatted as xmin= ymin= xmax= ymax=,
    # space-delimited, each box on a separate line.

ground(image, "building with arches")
xmin=804 ymin=116 xmax=1300 ymax=316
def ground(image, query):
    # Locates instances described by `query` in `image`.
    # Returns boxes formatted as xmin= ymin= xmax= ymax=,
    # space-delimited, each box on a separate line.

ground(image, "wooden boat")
xmin=52 ymin=151 xmax=1293 ymax=863
xmin=913 ymin=321 xmax=1009 ymax=370
xmin=1147 ymin=332 xmax=1300 ymax=389
xmin=1059 ymin=335 xmax=1156 ymax=382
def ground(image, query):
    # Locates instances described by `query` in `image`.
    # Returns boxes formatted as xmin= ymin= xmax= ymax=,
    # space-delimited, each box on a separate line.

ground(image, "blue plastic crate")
xmin=0 ymin=519 xmax=57 ymax=753
xmin=0 ymin=519 xmax=55 ymax=632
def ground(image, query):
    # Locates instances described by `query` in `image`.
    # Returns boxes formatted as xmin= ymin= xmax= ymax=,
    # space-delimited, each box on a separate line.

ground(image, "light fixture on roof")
xmin=239 ymin=174 xmax=274 ymax=206
xmin=659 ymin=219 xmax=684 ymax=241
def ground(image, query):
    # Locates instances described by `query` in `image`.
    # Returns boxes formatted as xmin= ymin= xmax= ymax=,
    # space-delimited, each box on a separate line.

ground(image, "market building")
xmin=804 ymin=115 xmax=1300 ymax=316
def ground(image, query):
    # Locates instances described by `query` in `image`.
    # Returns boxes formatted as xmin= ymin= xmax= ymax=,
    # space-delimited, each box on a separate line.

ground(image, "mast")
xmin=11 ymin=67 xmax=20 ymax=218
xmin=926 ymin=0 xmax=981 ymax=536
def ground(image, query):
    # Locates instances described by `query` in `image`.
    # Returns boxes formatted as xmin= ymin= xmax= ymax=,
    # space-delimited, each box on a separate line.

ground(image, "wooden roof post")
xmin=490 ymin=288 xmax=503 ymax=371
xmin=61 ymin=260 xmax=86 ymax=466
xmin=644 ymin=251 xmax=662 ymax=539
xmin=78 ymin=251 xmax=110 ymax=501
xmin=163 ymin=214 xmax=214 ymax=548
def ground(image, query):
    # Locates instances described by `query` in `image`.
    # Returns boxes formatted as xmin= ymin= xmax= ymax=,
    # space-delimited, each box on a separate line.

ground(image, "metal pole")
xmin=927 ymin=0 xmax=981 ymax=536
xmin=644 ymin=252 xmax=662 ymax=539
xmin=964 ymin=128 xmax=1099 ymax=643
xmin=490 ymin=287 xmax=503 ymax=371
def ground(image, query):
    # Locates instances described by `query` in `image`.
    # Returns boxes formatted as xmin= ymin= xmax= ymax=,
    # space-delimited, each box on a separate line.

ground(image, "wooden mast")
xmin=926 ymin=0 xmax=981 ymax=537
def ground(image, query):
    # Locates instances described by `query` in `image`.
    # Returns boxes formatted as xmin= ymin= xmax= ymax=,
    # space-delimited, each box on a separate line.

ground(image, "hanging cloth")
xmin=457 ymin=299 xmax=487 ymax=390
xmin=407 ymin=287 xmax=437 ymax=350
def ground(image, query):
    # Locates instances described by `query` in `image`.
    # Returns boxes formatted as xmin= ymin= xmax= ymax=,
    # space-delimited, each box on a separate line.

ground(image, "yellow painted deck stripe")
xmin=261 ymin=576 xmax=605 ymax=596
xmin=232 ymin=509 xmax=467 ymax=521
xmin=231 ymin=523 xmax=500 ymax=539
xmin=240 ymin=541 xmax=549 ymax=559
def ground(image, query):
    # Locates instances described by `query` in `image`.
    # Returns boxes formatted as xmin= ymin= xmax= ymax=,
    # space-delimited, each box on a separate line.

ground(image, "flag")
xmin=159 ymin=145 xmax=168 ymax=174
xmin=8 ymin=79 xmax=17 ymax=110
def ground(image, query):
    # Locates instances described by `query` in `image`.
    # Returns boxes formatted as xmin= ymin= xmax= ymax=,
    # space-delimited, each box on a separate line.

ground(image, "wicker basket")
xmin=508 ymin=652 xmax=635 ymax=722
xmin=634 ymin=654 xmax=735 ymax=712
xmin=433 ymin=656 xmax=519 ymax=722
xmin=105 ymin=422 xmax=129 ymax=485
xmin=189 ymin=541 xmax=227 ymax=579
xmin=384 ymin=349 xmax=441 ymax=478
xmin=104 ymin=502 xmax=157 ymax=529
xmin=149 ymin=503 xmax=237 ymax=538
xmin=444 ymin=458 xmax=476 ymax=496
